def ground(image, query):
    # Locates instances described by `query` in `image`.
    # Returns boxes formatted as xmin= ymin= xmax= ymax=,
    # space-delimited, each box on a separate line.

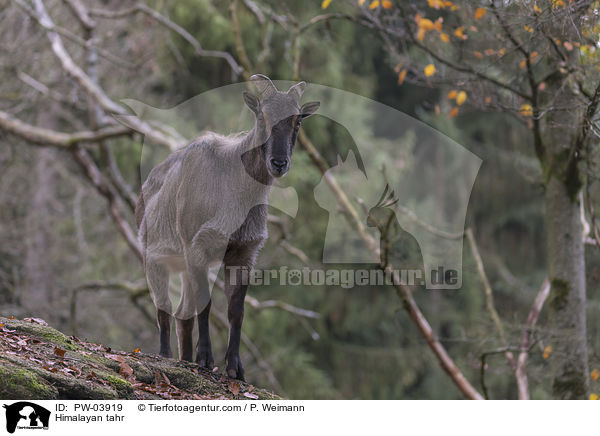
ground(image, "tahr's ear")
xmin=300 ymin=101 xmax=320 ymax=118
xmin=288 ymin=81 xmax=307 ymax=100
xmin=243 ymin=91 xmax=261 ymax=115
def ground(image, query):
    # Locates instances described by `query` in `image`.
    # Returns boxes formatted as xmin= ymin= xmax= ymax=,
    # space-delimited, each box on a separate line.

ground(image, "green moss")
xmin=544 ymin=150 xmax=582 ymax=202
xmin=563 ymin=156 xmax=582 ymax=202
xmin=550 ymin=278 xmax=570 ymax=311
xmin=0 ymin=365 xmax=57 ymax=399
xmin=0 ymin=317 xmax=78 ymax=351
xmin=105 ymin=375 xmax=135 ymax=399
xmin=553 ymin=370 xmax=588 ymax=399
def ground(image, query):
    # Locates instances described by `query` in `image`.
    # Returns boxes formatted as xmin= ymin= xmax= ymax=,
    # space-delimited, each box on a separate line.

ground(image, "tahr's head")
xmin=243 ymin=74 xmax=320 ymax=178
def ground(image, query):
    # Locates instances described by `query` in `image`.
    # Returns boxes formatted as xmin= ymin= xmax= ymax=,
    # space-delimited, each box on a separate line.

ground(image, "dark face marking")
xmin=264 ymin=115 xmax=301 ymax=178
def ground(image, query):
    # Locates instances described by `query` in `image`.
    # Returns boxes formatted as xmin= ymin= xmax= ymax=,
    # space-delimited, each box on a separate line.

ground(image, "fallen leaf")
xmin=456 ymin=90 xmax=467 ymax=105
xmin=106 ymin=354 xmax=125 ymax=363
xmin=369 ymin=0 xmax=380 ymax=10
xmin=449 ymin=107 xmax=459 ymax=118
xmin=54 ymin=347 xmax=66 ymax=357
xmin=382 ymin=0 xmax=392 ymax=9
xmin=228 ymin=381 xmax=240 ymax=396
xmin=132 ymin=347 xmax=141 ymax=353
xmin=120 ymin=362 xmax=134 ymax=378
xmin=24 ymin=317 xmax=48 ymax=326
xmin=321 ymin=0 xmax=332 ymax=9
xmin=591 ymin=369 xmax=599 ymax=381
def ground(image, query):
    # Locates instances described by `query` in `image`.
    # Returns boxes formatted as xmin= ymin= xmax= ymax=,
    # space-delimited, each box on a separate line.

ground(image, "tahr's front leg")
xmin=224 ymin=265 xmax=247 ymax=380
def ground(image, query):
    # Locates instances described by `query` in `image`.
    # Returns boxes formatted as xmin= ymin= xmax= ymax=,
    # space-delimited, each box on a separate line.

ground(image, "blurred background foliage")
xmin=0 ymin=0 xmax=599 ymax=399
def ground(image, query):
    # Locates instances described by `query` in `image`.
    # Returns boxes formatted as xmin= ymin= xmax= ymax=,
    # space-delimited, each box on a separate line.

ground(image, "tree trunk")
xmin=544 ymin=175 xmax=589 ymax=399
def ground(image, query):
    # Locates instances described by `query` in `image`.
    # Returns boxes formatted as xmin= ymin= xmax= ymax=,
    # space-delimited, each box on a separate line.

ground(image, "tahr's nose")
xmin=270 ymin=158 xmax=288 ymax=171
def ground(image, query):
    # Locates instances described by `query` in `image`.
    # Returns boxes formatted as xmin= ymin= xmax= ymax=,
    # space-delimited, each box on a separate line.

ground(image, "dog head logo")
xmin=3 ymin=402 xmax=50 ymax=433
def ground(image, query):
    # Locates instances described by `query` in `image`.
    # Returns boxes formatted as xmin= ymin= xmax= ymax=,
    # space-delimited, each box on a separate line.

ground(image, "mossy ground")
xmin=0 ymin=316 xmax=280 ymax=400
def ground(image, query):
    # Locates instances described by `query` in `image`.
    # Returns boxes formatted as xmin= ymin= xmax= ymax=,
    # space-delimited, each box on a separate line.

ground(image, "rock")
xmin=0 ymin=316 xmax=280 ymax=400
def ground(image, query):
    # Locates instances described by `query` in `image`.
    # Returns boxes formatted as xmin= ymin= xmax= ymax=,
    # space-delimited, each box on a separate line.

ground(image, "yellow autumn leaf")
xmin=519 ymin=59 xmax=527 ymax=70
xmin=382 ymin=0 xmax=392 ymax=9
xmin=524 ymin=25 xmax=533 ymax=33
xmin=447 ymin=90 xmax=457 ymax=99
xmin=322 ymin=0 xmax=332 ymax=9
xmin=590 ymin=393 xmax=599 ymax=400
xmin=427 ymin=0 xmax=444 ymax=9
xmin=449 ymin=107 xmax=459 ymax=118
xmin=369 ymin=0 xmax=380 ymax=9
xmin=542 ymin=344 xmax=552 ymax=358
xmin=474 ymin=7 xmax=486 ymax=19
xmin=424 ymin=64 xmax=436 ymax=77
xmin=534 ymin=3 xmax=542 ymax=13
xmin=591 ymin=369 xmax=599 ymax=381
xmin=454 ymin=26 xmax=467 ymax=40
xmin=397 ymin=69 xmax=407 ymax=85
xmin=419 ymin=18 xmax=435 ymax=31
xmin=520 ymin=104 xmax=533 ymax=117
xmin=133 ymin=347 xmax=141 ymax=353
xmin=456 ymin=91 xmax=467 ymax=105
xmin=473 ymin=51 xmax=483 ymax=59
xmin=440 ymin=33 xmax=450 ymax=42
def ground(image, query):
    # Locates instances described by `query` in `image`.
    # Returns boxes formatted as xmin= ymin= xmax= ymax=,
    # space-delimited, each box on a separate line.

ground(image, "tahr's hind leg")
xmin=175 ymin=266 xmax=211 ymax=363
xmin=145 ymin=260 xmax=172 ymax=358
xmin=175 ymin=317 xmax=194 ymax=362
xmin=156 ymin=309 xmax=172 ymax=358
xmin=196 ymin=299 xmax=214 ymax=368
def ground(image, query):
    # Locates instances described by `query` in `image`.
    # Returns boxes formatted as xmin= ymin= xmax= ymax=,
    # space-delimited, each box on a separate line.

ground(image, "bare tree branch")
xmin=515 ymin=278 xmax=550 ymax=400
xmin=70 ymin=146 xmax=142 ymax=262
xmin=297 ymin=131 xmax=483 ymax=400
xmin=87 ymin=2 xmax=243 ymax=78
xmin=466 ymin=228 xmax=516 ymax=369
xmin=0 ymin=109 xmax=130 ymax=147
xmin=23 ymin=0 xmax=183 ymax=150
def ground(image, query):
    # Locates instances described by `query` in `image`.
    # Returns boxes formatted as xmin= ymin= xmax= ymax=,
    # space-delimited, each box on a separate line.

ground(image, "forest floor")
xmin=0 ymin=316 xmax=280 ymax=400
